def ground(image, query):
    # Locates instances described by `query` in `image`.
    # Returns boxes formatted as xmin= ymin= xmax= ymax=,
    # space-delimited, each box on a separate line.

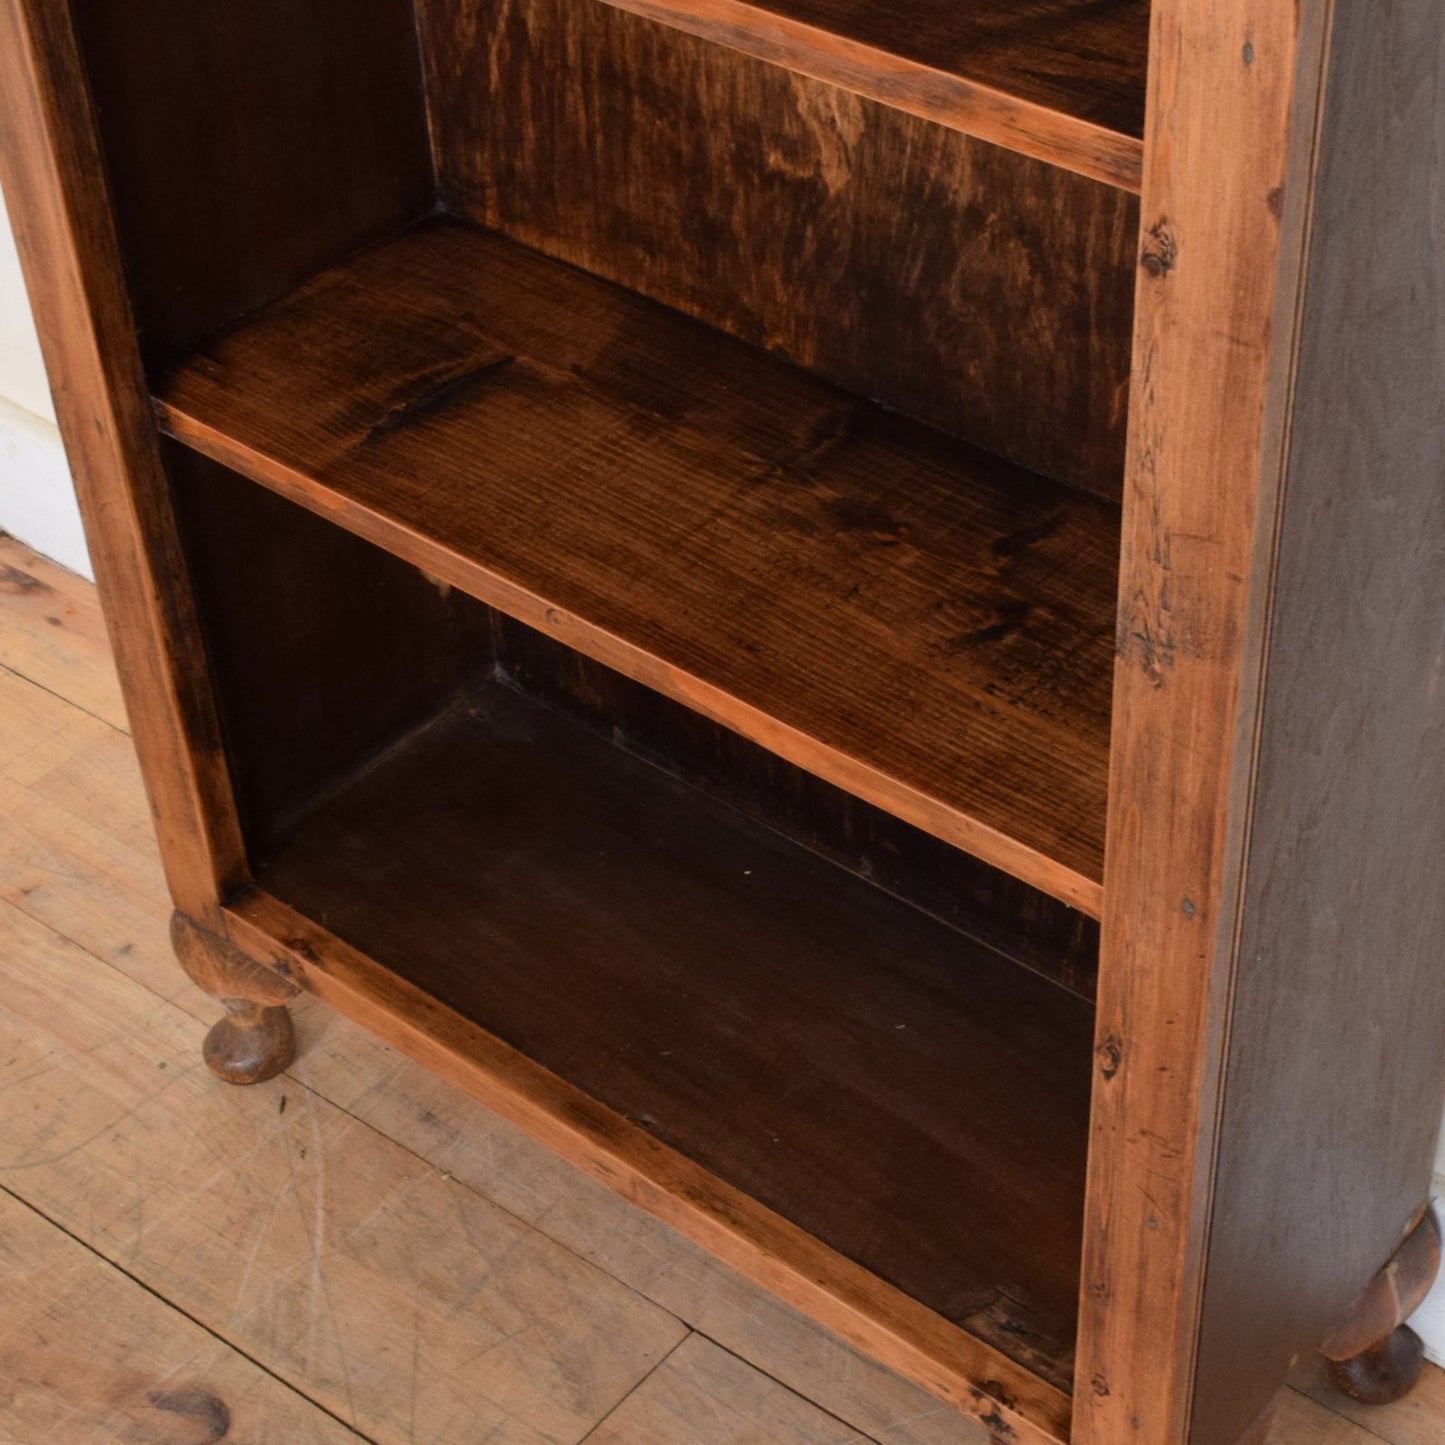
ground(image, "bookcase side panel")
xmin=1189 ymin=4 xmax=1445 ymax=1441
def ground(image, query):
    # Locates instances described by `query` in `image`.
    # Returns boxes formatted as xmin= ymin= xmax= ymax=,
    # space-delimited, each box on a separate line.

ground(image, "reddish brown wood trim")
xmin=1076 ymin=2 xmax=1333 ymax=1441
xmin=595 ymin=0 xmax=1145 ymax=190
xmin=0 ymin=0 xmax=246 ymax=920
xmin=222 ymin=886 xmax=1073 ymax=1445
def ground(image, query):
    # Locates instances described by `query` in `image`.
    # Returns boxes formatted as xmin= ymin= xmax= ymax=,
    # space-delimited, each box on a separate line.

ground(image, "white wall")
xmin=0 ymin=181 xmax=91 ymax=578
xmin=2 ymin=169 xmax=1445 ymax=1368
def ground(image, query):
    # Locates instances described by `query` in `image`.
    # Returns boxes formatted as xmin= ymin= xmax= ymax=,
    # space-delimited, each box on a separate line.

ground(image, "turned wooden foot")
xmin=1320 ymin=1207 xmax=1440 ymax=1406
xmin=170 ymin=911 xmax=299 ymax=1084
xmin=1328 ymin=1323 xmax=1426 ymax=1406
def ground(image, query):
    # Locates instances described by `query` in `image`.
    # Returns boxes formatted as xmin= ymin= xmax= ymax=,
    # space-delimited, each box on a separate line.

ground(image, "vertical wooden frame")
xmin=1080 ymin=0 xmax=1330 ymax=1437
xmin=1085 ymin=2 xmax=1445 ymax=1442
xmin=0 ymin=0 xmax=246 ymax=921
xmin=1084 ymin=2 xmax=1319 ymax=1434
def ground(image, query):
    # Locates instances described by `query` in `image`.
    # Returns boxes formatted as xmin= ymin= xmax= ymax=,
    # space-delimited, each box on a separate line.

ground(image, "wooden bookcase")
xmin=3 ymin=2 xmax=1443 ymax=1441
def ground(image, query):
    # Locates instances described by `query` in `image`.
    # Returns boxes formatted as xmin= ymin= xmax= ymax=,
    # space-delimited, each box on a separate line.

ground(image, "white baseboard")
xmin=0 ymin=394 xmax=90 ymax=579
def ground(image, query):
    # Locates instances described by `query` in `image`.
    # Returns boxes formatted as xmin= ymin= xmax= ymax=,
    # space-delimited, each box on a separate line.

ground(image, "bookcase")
xmin=3 ymin=1 xmax=1443 ymax=1442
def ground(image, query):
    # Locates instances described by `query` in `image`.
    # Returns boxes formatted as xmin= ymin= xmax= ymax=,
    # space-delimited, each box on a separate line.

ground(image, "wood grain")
xmin=0 ymin=1188 xmax=365 ymax=1444
xmin=1263 ymin=1393 xmax=1382 ymax=1445
xmin=584 ymin=1334 xmax=938 ymax=1445
xmin=0 ymin=0 xmax=247 ymax=919
xmin=69 ymin=0 xmax=432 ymax=365
xmin=1077 ymin=0 xmax=1332 ymax=1439
xmin=0 ymin=895 xmax=687 ymax=1445
xmin=3 ymin=557 xmax=1438 ymax=1445
xmin=0 ymin=558 xmax=1017 ymax=1445
xmin=593 ymin=0 xmax=1148 ymax=188
xmin=0 ymin=533 xmax=126 ymax=729
xmin=493 ymin=614 xmax=1101 ymax=999
xmin=157 ymin=221 xmax=1119 ymax=914
xmin=1189 ymin=4 xmax=1445 ymax=1439
xmin=1290 ymin=1353 xmax=1445 ymax=1445
xmin=420 ymin=0 xmax=1138 ymax=495
xmin=168 ymin=446 xmax=492 ymax=852
xmin=223 ymin=887 xmax=1073 ymax=1445
xmin=255 ymin=678 xmax=1094 ymax=1388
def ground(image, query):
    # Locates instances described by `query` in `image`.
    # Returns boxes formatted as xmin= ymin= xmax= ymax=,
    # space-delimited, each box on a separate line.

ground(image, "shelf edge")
xmin=596 ymin=0 xmax=1144 ymax=192
xmin=223 ymin=885 xmax=1074 ymax=1445
xmin=156 ymin=403 xmax=1107 ymax=918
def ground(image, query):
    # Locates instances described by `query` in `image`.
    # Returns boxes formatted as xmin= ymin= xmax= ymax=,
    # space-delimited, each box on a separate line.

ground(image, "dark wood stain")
xmin=166 ymin=444 xmax=491 ymax=851
xmin=418 ymin=0 xmax=1138 ymax=497
xmin=613 ymin=0 xmax=1149 ymax=138
xmin=493 ymin=615 xmax=1101 ymax=999
xmin=257 ymin=677 xmax=1096 ymax=1386
xmin=156 ymin=221 xmax=1121 ymax=909
xmin=146 ymin=1387 xmax=231 ymax=1441
xmin=70 ymin=0 xmax=434 ymax=366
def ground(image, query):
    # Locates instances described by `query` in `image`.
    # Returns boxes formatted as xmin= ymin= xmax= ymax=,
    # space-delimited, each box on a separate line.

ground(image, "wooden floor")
xmin=1 ymin=528 xmax=1441 ymax=1444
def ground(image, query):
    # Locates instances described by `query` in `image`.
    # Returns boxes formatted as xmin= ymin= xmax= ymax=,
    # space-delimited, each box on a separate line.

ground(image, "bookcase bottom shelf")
xmin=250 ymin=670 xmax=1094 ymax=1396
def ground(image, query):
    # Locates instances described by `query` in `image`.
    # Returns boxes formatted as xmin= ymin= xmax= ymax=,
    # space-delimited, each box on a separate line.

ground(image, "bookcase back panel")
xmin=71 ymin=0 xmax=434 ymax=365
xmin=492 ymin=614 xmax=1102 ymax=999
xmin=167 ymin=446 xmax=492 ymax=853
xmin=418 ymin=0 xmax=1139 ymax=498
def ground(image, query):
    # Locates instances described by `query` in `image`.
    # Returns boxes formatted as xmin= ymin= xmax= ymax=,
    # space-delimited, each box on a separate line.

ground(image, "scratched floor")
xmin=0 ymin=530 xmax=1440 ymax=1445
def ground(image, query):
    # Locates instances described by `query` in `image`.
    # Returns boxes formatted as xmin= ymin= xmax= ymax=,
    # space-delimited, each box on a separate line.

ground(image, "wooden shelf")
xmin=595 ymin=0 xmax=1149 ymax=189
xmin=156 ymin=221 xmax=1120 ymax=916
xmin=254 ymin=674 xmax=1095 ymax=1390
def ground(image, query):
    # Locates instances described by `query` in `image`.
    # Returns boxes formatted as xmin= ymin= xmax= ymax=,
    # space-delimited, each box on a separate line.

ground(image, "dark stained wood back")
xmin=168 ymin=447 xmax=492 ymax=853
xmin=418 ymin=0 xmax=1138 ymax=497
xmin=70 ymin=0 xmax=434 ymax=364
xmin=493 ymin=613 xmax=1101 ymax=999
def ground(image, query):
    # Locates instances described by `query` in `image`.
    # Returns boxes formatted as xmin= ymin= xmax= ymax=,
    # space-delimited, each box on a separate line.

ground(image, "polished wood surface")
xmin=224 ymin=883 xmax=1071 ymax=1445
xmin=256 ymin=670 xmax=1094 ymax=1388
xmin=169 ymin=909 xmax=298 ymax=1084
xmin=422 ymin=0 xmax=1139 ymax=495
xmin=492 ymin=614 xmax=1102 ymax=1000
xmin=9 ymin=0 xmax=1445 ymax=1435
xmin=1082 ymin=2 xmax=1445 ymax=1443
xmin=588 ymin=0 xmax=1149 ymax=187
xmin=157 ymin=222 xmax=1118 ymax=915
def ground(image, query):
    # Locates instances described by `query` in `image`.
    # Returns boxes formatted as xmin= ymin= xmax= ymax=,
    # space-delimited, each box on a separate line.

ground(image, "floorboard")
xmin=1 ymin=532 xmax=1439 ymax=1445
xmin=0 ymin=1186 xmax=364 ymax=1444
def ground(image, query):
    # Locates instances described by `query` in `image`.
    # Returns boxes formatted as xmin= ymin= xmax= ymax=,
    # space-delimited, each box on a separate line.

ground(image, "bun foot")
xmin=1328 ymin=1323 xmax=1426 ymax=1406
xmin=171 ymin=911 xmax=300 ymax=1085
xmin=1320 ymin=1208 xmax=1440 ymax=1407
xmin=202 ymin=997 xmax=296 ymax=1084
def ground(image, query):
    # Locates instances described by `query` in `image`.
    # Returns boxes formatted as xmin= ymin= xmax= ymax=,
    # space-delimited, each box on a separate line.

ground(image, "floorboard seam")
xmin=573 ymin=1331 xmax=692 ymax=1444
xmin=0 ymin=1178 xmax=382 ymax=1445
xmin=0 ymin=656 xmax=127 ymax=736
